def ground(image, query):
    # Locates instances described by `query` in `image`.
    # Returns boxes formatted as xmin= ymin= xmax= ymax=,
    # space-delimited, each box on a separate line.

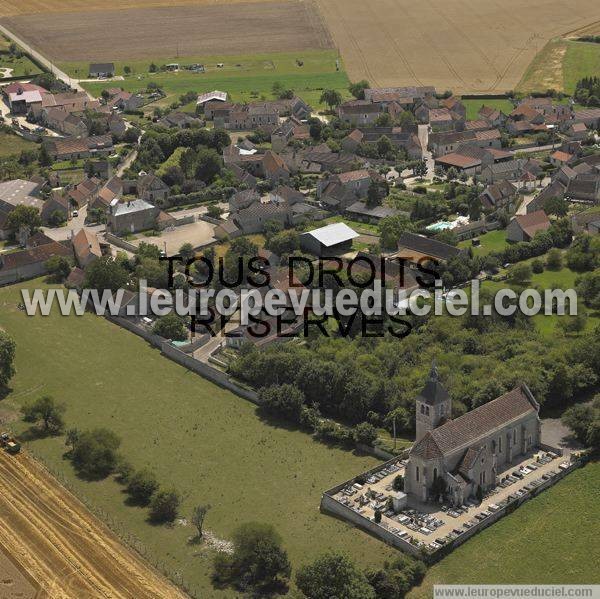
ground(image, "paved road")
xmin=0 ymin=23 xmax=85 ymax=93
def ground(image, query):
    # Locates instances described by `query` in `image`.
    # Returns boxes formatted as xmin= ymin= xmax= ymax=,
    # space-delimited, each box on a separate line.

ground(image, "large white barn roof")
xmin=303 ymin=222 xmax=359 ymax=247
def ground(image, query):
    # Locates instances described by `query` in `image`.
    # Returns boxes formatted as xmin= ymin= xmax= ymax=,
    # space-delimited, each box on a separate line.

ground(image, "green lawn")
xmin=410 ymin=459 xmax=600 ymax=597
xmin=517 ymin=38 xmax=600 ymax=94
xmin=461 ymin=98 xmax=514 ymax=120
xmin=459 ymin=229 xmax=509 ymax=256
xmin=0 ymin=279 xmax=395 ymax=598
xmin=562 ymin=40 xmax=600 ymax=94
xmin=66 ymin=50 xmax=350 ymax=109
xmin=0 ymin=130 xmax=37 ymax=158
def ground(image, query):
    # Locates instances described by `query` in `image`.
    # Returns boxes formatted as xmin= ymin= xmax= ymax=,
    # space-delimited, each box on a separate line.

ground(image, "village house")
xmin=428 ymin=129 xmax=502 ymax=157
xmin=506 ymin=210 xmax=551 ymax=242
xmin=479 ymin=180 xmax=519 ymax=212
xmin=72 ymin=228 xmax=102 ymax=268
xmin=0 ymin=239 xmax=72 ymax=286
xmin=338 ymin=100 xmax=388 ymax=126
xmin=41 ymin=191 xmax=70 ymax=225
xmin=136 ymin=174 xmax=170 ymax=204
xmin=2 ymin=82 xmax=47 ymax=114
xmin=572 ymin=207 xmax=600 ymax=234
xmin=477 ymin=105 xmax=507 ymax=128
xmin=404 ymin=364 xmax=541 ymax=506
xmin=0 ymin=179 xmax=44 ymax=239
xmin=66 ymin=177 xmax=102 ymax=208
xmin=271 ymin=117 xmax=310 ymax=152
xmin=392 ymin=232 xmax=463 ymax=265
xmin=316 ymin=169 xmax=374 ymax=212
xmin=45 ymin=135 xmax=114 ymax=161
xmin=107 ymin=199 xmax=160 ymax=235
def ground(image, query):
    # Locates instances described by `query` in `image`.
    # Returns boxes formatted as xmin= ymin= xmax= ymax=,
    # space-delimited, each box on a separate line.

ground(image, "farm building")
xmin=300 ymin=222 xmax=359 ymax=256
xmin=506 ymin=211 xmax=551 ymax=242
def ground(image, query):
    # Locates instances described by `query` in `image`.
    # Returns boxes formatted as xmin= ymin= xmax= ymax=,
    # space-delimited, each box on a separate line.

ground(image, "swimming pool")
xmin=426 ymin=221 xmax=454 ymax=232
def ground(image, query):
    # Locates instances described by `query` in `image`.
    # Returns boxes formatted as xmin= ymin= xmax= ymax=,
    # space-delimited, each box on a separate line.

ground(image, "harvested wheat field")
xmin=0 ymin=449 xmax=188 ymax=599
xmin=0 ymin=1 xmax=333 ymax=62
xmin=315 ymin=0 xmax=600 ymax=92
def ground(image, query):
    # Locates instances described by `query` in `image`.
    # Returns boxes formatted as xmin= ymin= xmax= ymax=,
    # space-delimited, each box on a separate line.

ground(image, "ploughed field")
xmin=0 ymin=1 xmax=333 ymax=62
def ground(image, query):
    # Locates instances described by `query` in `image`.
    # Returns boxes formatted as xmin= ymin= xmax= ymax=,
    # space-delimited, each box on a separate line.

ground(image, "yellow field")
xmin=314 ymin=0 xmax=600 ymax=93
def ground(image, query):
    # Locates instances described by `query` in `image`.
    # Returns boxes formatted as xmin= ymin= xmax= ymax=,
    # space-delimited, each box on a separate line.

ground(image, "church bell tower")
xmin=415 ymin=361 xmax=452 ymax=442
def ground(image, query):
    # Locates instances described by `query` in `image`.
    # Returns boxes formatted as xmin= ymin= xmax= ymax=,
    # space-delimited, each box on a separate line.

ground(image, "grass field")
xmin=0 ymin=279 xmax=396 ymax=598
xmin=74 ymin=50 xmax=348 ymax=109
xmin=409 ymin=459 xmax=600 ymax=597
xmin=0 ymin=129 xmax=37 ymax=158
xmin=517 ymin=38 xmax=600 ymax=94
xmin=459 ymin=229 xmax=509 ymax=256
xmin=462 ymin=99 xmax=514 ymax=121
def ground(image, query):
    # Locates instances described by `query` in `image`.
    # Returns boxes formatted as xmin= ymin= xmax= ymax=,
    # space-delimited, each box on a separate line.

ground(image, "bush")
xmin=546 ymin=248 xmax=562 ymax=271
xmin=531 ymin=258 xmax=544 ymax=274
xmin=71 ymin=428 xmax=121 ymax=479
xmin=126 ymin=468 xmax=159 ymax=505
xmin=259 ymin=384 xmax=305 ymax=422
xmin=22 ymin=395 xmax=65 ymax=434
xmin=149 ymin=488 xmax=181 ymax=523
xmin=353 ymin=422 xmax=378 ymax=446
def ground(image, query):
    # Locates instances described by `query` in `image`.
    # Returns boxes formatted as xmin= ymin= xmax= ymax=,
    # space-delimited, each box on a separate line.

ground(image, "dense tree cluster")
xmin=574 ymin=76 xmax=600 ymax=107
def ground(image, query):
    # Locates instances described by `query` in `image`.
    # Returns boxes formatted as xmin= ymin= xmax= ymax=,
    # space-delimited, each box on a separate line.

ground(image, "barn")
xmin=300 ymin=222 xmax=359 ymax=256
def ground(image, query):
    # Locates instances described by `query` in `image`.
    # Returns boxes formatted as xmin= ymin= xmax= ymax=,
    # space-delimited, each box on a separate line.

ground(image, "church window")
xmin=425 ymin=406 xmax=430 ymax=416
xmin=492 ymin=440 xmax=496 ymax=454
xmin=434 ymin=468 xmax=438 ymax=480
xmin=499 ymin=437 xmax=502 ymax=452
xmin=420 ymin=404 xmax=425 ymax=414
xmin=513 ymin=429 xmax=517 ymax=444
xmin=416 ymin=467 xmax=420 ymax=482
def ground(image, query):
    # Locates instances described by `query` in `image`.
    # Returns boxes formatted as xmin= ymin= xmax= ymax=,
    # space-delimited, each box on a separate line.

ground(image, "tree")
xmin=6 ymin=205 xmax=41 ymax=237
xmin=192 ymin=504 xmax=211 ymax=539
xmin=562 ymin=403 xmax=594 ymax=444
xmin=320 ymin=89 xmax=342 ymax=111
xmin=127 ymin=468 xmax=159 ymax=505
xmin=392 ymin=474 xmax=404 ymax=491
xmin=83 ymin=256 xmax=129 ymax=292
xmin=531 ymin=258 xmax=544 ymax=274
xmin=45 ymin=255 xmax=72 ymax=281
xmin=152 ymin=313 xmax=187 ymax=341
xmin=376 ymin=135 xmax=394 ymax=158
xmin=353 ymin=422 xmax=378 ymax=446
xmin=546 ymin=248 xmax=562 ymax=271
xmin=259 ymin=384 xmax=305 ymax=422
xmin=71 ymin=428 xmax=121 ymax=479
xmin=194 ymin=148 xmax=222 ymax=183
xmin=413 ymin=160 xmax=427 ymax=178
xmin=178 ymin=242 xmax=195 ymax=263
xmin=123 ymin=65 xmax=131 ymax=75
xmin=543 ymin=196 xmax=568 ymax=217
xmin=65 ymin=427 xmax=79 ymax=450
xmin=22 ymin=395 xmax=65 ymax=434
xmin=378 ymin=214 xmax=412 ymax=249
xmin=508 ymin=262 xmax=532 ymax=285
xmin=365 ymin=554 xmax=426 ymax=599
xmin=213 ymin=522 xmax=291 ymax=592
xmin=348 ymin=80 xmax=369 ymax=99
xmin=149 ymin=488 xmax=181 ymax=523
xmin=296 ymin=552 xmax=376 ymax=599
xmin=38 ymin=144 xmax=52 ymax=167
xmin=0 ymin=331 xmax=16 ymax=389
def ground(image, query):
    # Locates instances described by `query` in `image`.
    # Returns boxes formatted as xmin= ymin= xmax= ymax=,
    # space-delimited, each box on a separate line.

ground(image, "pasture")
xmin=409 ymin=460 xmax=600 ymax=597
xmin=0 ymin=279 xmax=396 ymax=598
xmin=75 ymin=50 xmax=349 ymax=110
xmin=0 ymin=1 xmax=332 ymax=62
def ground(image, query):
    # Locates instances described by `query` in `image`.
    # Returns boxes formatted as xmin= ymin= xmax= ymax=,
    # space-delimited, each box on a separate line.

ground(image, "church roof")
xmin=457 ymin=445 xmax=483 ymax=479
xmin=417 ymin=361 xmax=449 ymax=406
xmin=410 ymin=432 xmax=444 ymax=460
xmin=412 ymin=384 xmax=538 ymax=459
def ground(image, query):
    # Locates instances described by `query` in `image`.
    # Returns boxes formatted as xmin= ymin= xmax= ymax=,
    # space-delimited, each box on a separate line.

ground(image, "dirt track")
xmin=0 ymin=449 xmax=188 ymax=599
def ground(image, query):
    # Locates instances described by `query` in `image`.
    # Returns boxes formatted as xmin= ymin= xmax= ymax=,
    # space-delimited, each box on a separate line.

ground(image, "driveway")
xmin=130 ymin=220 xmax=216 ymax=255
xmin=541 ymin=416 xmax=583 ymax=455
xmin=42 ymin=206 xmax=105 ymax=241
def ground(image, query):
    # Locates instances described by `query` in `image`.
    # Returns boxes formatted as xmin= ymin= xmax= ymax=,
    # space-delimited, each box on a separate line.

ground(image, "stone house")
xmin=107 ymin=199 xmax=160 ymax=234
xmin=506 ymin=210 xmax=551 ymax=242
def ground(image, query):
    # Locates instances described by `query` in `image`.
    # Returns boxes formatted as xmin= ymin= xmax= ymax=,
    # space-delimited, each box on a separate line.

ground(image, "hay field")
xmin=0 ymin=1 xmax=333 ymax=62
xmin=314 ymin=0 xmax=600 ymax=93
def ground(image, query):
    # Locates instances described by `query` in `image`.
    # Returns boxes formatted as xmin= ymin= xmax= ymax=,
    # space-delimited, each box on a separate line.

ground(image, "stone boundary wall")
xmin=321 ymin=452 xmax=582 ymax=563
xmin=104 ymin=233 xmax=138 ymax=253
xmin=105 ymin=314 xmax=259 ymax=404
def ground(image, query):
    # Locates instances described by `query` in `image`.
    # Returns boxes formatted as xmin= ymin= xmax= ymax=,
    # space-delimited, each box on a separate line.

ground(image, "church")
xmin=404 ymin=363 xmax=541 ymax=506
